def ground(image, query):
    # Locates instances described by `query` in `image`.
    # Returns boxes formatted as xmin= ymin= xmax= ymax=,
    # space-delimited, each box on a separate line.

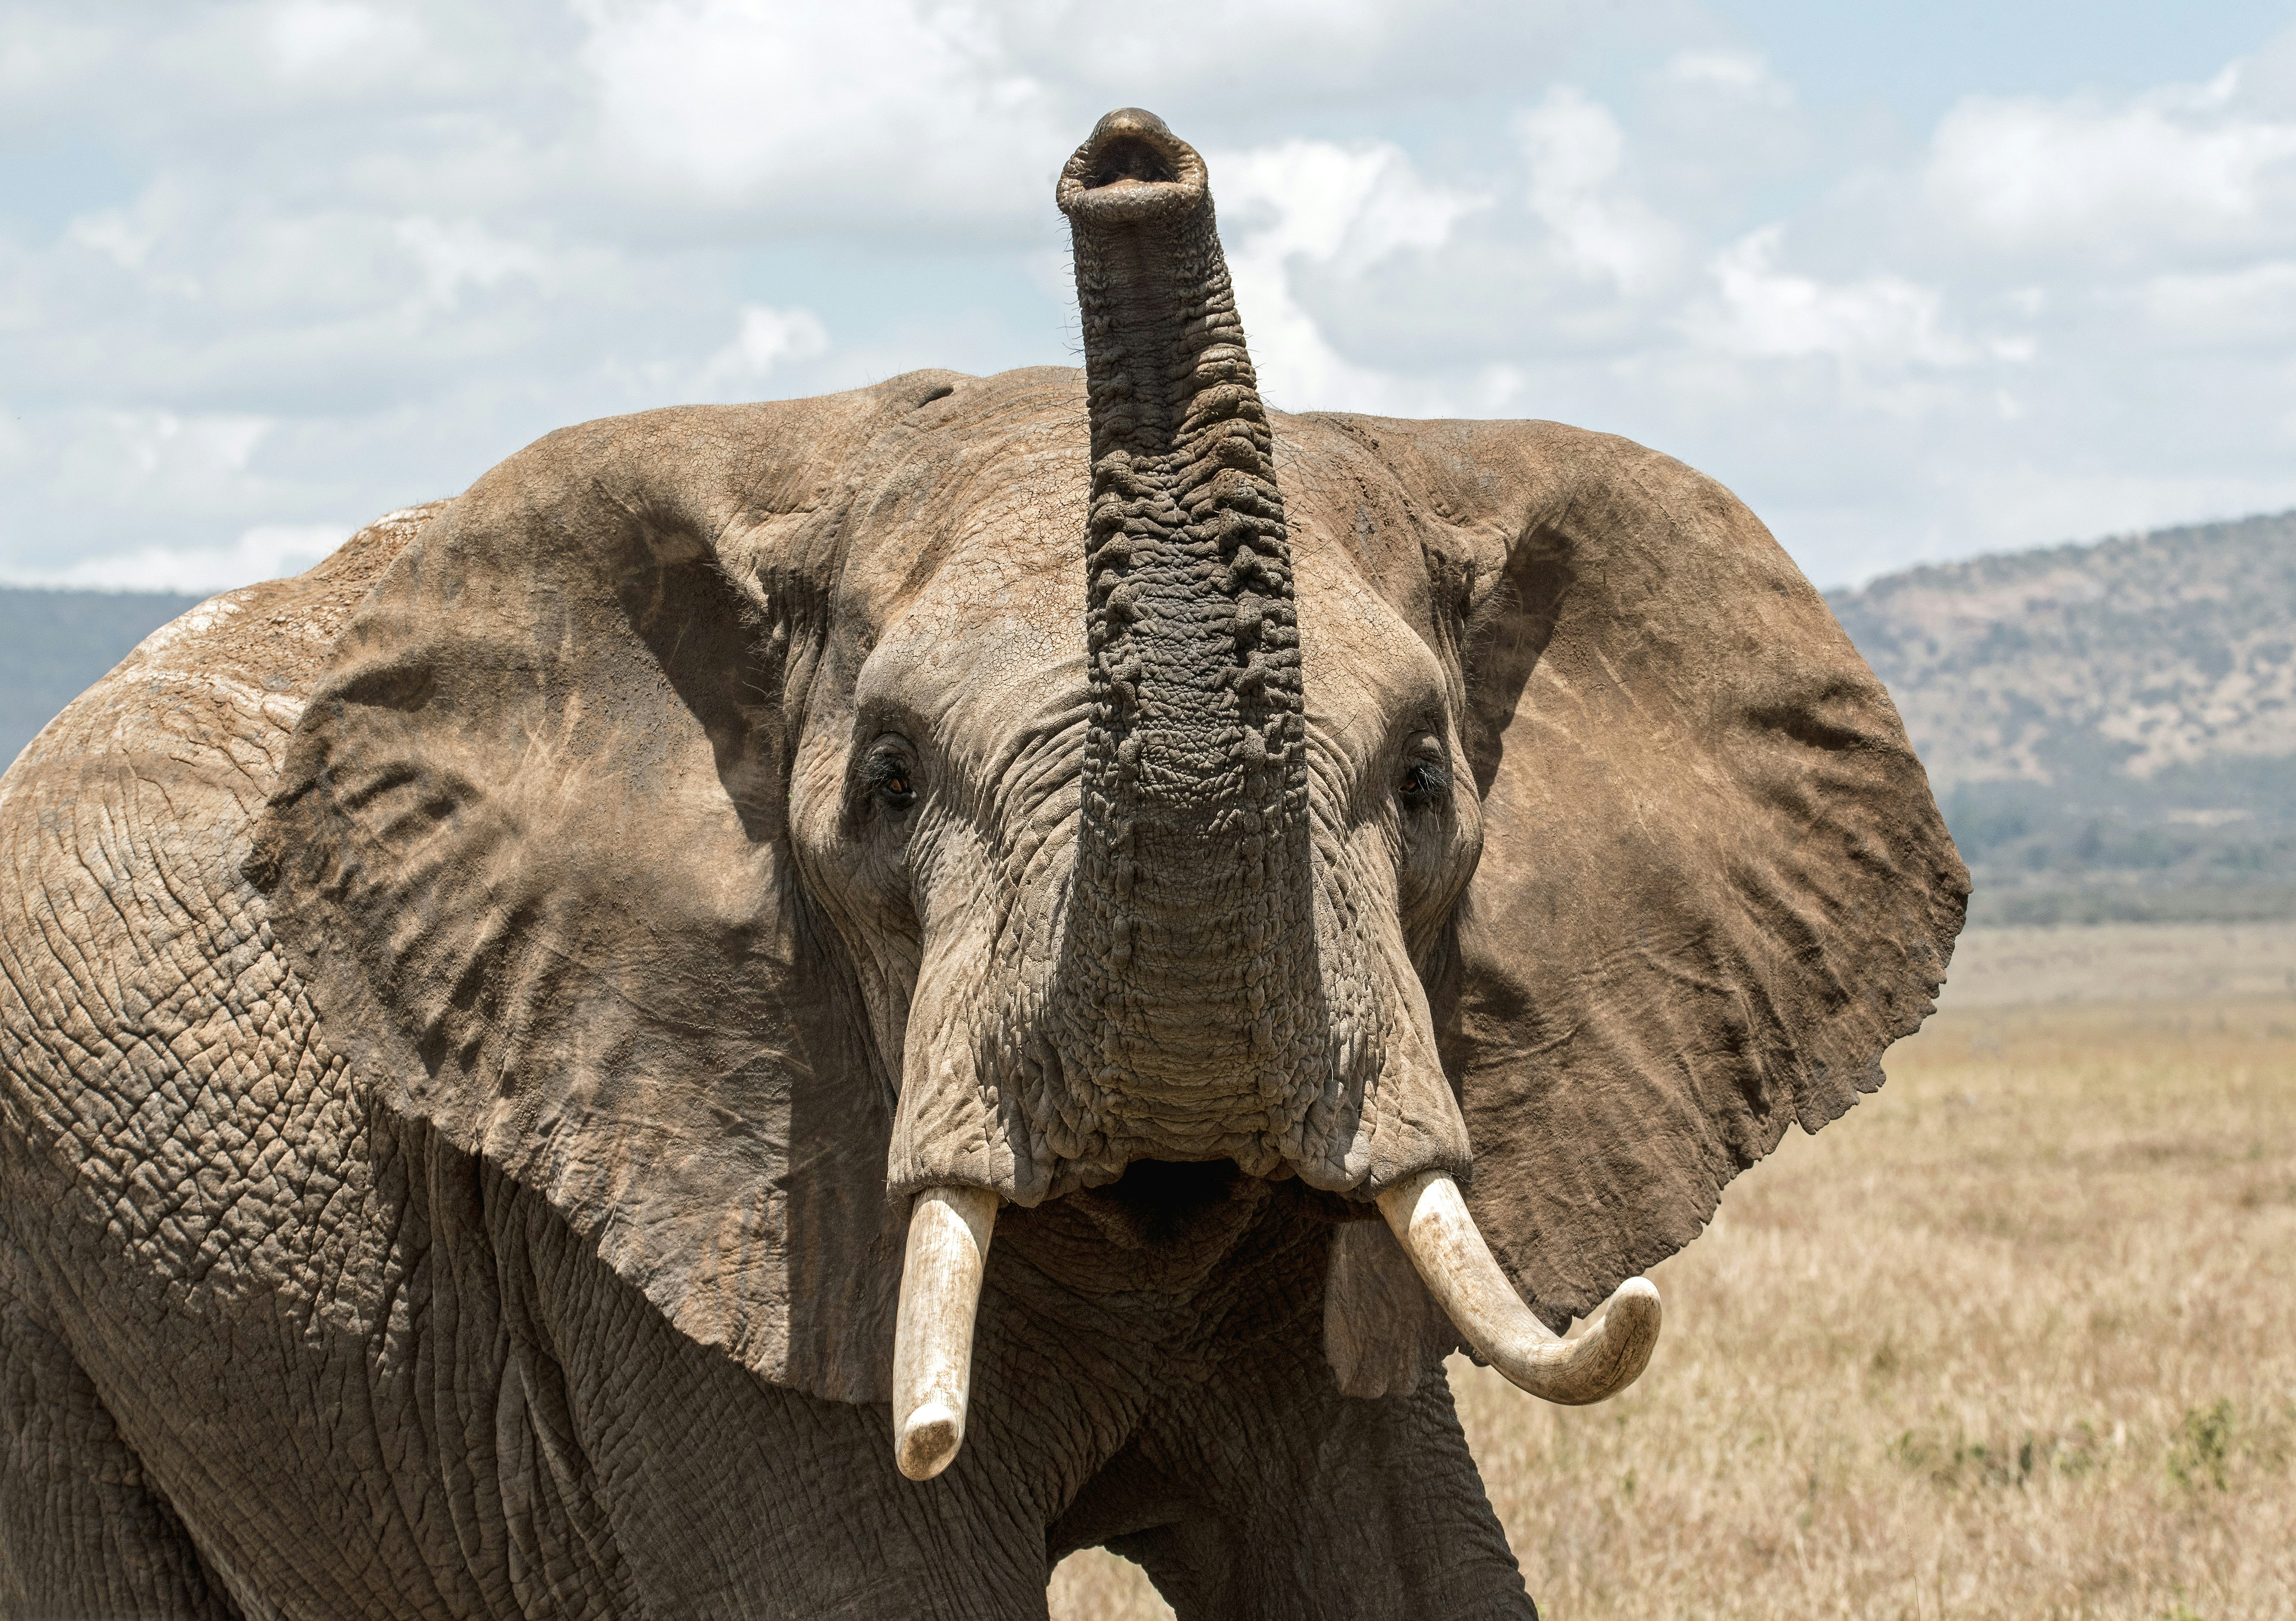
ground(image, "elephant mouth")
xmin=1054 ymin=1156 xmax=1260 ymax=1250
xmin=888 ymin=1163 xmax=1661 ymax=1481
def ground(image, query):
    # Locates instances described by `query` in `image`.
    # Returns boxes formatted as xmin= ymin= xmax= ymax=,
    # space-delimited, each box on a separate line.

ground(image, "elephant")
xmin=0 ymin=108 xmax=1966 ymax=1619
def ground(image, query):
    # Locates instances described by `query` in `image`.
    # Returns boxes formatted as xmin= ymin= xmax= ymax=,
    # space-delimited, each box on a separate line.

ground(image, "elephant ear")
xmin=248 ymin=376 xmax=961 ymax=1403
xmin=1365 ymin=417 xmax=1967 ymax=1332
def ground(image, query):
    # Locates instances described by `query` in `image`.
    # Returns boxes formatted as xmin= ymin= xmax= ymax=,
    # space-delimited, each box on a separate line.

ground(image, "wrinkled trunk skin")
xmin=1030 ymin=110 xmax=1330 ymax=1189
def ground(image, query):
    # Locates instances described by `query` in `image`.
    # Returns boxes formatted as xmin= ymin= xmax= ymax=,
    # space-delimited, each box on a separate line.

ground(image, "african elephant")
xmin=0 ymin=109 xmax=1965 ymax=1618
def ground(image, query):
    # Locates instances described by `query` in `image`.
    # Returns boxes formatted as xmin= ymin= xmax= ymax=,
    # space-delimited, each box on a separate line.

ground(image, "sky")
xmin=5 ymin=0 xmax=2296 ymax=592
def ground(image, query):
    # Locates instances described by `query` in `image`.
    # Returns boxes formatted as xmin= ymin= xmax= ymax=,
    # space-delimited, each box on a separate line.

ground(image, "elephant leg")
xmin=0 ymin=1296 xmax=242 ymax=1620
xmin=1065 ymin=1353 xmax=1534 ymax=1621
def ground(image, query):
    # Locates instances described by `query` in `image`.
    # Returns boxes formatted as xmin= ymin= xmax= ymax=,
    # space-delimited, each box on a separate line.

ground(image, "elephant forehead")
xmin=1296 ymin=566 xmax=1451 ymax=771
xmin=1284 ymin=486 xmax=1454 ymax=763
xmin=836 ymin=377 xmax=1089 ymax=634
xmin=859 ymin=597 xmax=1086 ymax=741
xmin=1273 ymin=415 xmax=1452 ymax=626
xmin=891 ymin=505 xmax=1083 ymax=648
xmin=849 ymin=476 xmax=1089 ymax=743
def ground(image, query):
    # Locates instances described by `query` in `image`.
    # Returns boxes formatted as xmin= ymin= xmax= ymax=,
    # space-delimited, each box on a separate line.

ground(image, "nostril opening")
xmin=1088 ymin=135 xmax=1177 ymax=189
xmin=1058 ymin=110 xmax=1203 ymax=219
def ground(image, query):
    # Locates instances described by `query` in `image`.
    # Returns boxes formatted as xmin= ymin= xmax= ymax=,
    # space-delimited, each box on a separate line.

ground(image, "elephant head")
xmin=249 ymin=110 xmax=1965 ymax=1483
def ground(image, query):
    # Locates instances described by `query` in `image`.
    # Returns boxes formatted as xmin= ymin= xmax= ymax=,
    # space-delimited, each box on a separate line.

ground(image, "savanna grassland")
xmin=1049 ymin=925 xmax=2296 ymax=1620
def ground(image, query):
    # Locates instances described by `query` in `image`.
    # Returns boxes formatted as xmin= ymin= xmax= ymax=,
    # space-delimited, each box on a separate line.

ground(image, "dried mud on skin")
xmin=1053 ymin=925 xmax=2296 ymax=1621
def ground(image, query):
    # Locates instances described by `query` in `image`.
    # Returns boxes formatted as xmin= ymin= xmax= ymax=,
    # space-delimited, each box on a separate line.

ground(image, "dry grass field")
xmin=1050 ymin=925 xmax=2296 ymax=1619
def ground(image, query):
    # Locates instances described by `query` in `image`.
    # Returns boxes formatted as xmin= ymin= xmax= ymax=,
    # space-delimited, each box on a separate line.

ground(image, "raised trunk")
xmin=1036 ymin=110 xmax=1321 ymax=1182
xmin=880 ymin=114 xmax=1646 ymax=1483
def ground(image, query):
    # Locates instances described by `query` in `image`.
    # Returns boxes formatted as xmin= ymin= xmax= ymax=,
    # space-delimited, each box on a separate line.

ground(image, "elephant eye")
xmin=1399 ymin=757 xmax=1452 ymax=810
xmin=863 ymin=744 xmax=918 ymax=812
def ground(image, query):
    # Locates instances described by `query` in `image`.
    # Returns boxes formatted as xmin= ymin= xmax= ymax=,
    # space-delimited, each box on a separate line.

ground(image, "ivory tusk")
xmin=891 ymin=1185 xmax=1000 ymax=1481
xmin=1377 ymin=1169 xmax=1660 ymax=1406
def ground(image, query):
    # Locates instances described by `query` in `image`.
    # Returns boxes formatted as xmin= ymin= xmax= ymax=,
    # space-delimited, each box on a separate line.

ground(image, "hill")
xmin=1827 ymin=510 xmax=2296 ymax=926
xmin=0 ymin=587 xmax=206 ymax=768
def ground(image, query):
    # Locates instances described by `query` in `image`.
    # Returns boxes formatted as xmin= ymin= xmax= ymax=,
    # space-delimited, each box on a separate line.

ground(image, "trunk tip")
xmin=1091 ymin=106 xmax=1174 ymax=142
xmin=1059 ymin=107 xmax=1207 ymax=222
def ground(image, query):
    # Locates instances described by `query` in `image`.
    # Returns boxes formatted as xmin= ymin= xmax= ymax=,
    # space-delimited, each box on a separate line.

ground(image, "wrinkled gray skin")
xmin=0 ymin=111 xmax=1966 ymax=1618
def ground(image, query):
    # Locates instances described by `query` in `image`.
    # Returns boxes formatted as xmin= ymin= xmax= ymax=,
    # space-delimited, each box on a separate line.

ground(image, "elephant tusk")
xmin=891 ymin=1185 xmax=1000 ymax=1481
xmin=1376 ymin=1170 xmax=1660 ymax=1406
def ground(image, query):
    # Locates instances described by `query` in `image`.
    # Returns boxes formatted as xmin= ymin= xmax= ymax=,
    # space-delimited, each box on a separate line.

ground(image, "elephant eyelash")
xmin=1398 ymin=758 xmax=1451 ymax=810
xmin=863 ymin=749 xmax=919 ymax=810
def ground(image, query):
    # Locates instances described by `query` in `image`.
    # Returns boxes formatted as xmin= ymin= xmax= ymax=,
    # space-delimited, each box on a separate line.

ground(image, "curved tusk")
xmin=891 ymin=1185 xmax=1000 ymax=1481
xmin=1377 ymin=1169 xmax=1660 ymax=1406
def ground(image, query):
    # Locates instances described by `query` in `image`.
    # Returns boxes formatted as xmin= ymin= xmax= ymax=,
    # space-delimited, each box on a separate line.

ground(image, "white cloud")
xmin=1216 ymin=141 xmax=1481 ymax=268
xmin=2138 ymin=260 xmax=2296 ymax=344
xmin=18 ymin=524 xmax=347 ymax=593
xmin=0 ymin=16 xmax=112 ymax=120
xmin=573 ymin=0 xmax=1058 ymax=227
xmin=264 ymin=2 xmax=424 ymax=80
xmin=1662 ymin=49 xmax=1792 ymax=107
xmin=84 ymin=411 xmax=272 ymax=492
xmin=1517 ymin=89 xmax=1682 ymax=296
xmin=66 ymin=210 xmax=158 ymax=272
xmin=1000 ymin=0 xmax=1405 ymax=98
xmin=393 ymin=218 xmax=552 ymax=310
xmin=1698 ymin=225 xmax=1973 ymax=368
xmin=1210 ymin=140 xmax=1482 ymax=412
xmin=693 ymin=303 xmax=831 ymax=398
xmin=985 ymin=0 xmax=1585 ymax=126
xmin=6 ymin=3 xmax=2296 ymax=595
xmin=1924 ymin=85 xmax=2296 ymax=257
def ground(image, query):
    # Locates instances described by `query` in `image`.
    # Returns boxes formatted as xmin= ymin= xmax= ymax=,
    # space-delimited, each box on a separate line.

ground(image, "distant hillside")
xmin=1828 ymin=510 xmax=2296 ymax=926
xmin=0 ymin=587 xmax=206 ymax=767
